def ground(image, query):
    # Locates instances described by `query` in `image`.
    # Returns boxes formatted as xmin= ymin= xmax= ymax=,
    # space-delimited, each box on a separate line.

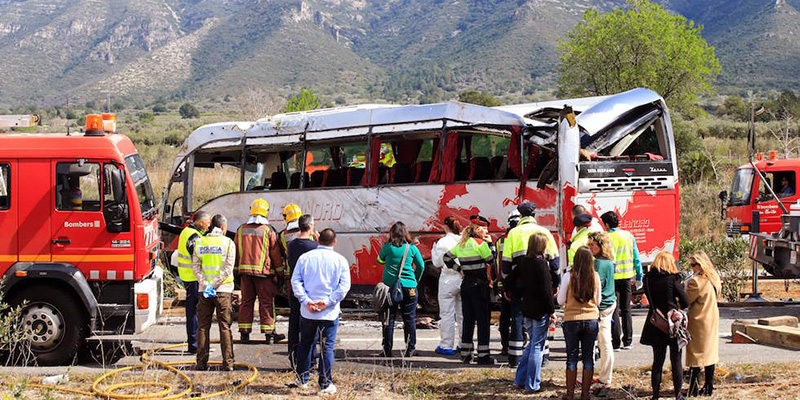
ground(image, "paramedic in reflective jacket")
xmin=443 ymin=215 xmax=496 ymax=365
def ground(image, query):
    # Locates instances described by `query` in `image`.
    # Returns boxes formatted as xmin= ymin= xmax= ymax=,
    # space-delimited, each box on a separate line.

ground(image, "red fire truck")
xmin=723 ymin=153 xmax=800 ymax=236
xmin=0 ymin=115 xmax=162 ymax=365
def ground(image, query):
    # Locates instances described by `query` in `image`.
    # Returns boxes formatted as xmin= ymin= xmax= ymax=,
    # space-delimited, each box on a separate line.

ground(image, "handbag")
xmin=388 ymin=244 xmax=411 ymax=306
xmin=646 ymin=278 xmax=672 ymax=335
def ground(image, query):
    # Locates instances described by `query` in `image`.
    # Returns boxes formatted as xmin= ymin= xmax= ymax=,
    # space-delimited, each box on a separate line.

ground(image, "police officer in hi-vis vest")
xmin=601 ymin=211 xmax=643 ymax=350
xmin=193 ymin=214 xmax=237 ymax=371
xmin=175 ymin=211 xmax=211 ymax=354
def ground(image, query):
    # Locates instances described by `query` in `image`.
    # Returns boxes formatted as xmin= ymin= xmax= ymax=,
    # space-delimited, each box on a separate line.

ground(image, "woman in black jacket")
xmin=506 ymin=233 xmax=555 ymax=393
xmin=641 ymin=251 xmax=689 ymax=400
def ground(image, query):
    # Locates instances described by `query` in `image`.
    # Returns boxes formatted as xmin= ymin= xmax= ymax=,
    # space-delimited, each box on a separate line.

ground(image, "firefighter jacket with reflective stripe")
xmin=194 ymin=234 xmax=235 ymax=291
xmin=177 ymin=226 xmax=202 ymax=282
xmin=443 ymin=237 xmax=495 ymax=281
xmin=235 ymin=223 xmax=283 ymax=277
xmin=609 ymin=228 xmax=642 ymax=281
xmin=279 ymin=228 xmax=300 ymax=277
xmin=501 ymin=216 xmax=559 ymax=282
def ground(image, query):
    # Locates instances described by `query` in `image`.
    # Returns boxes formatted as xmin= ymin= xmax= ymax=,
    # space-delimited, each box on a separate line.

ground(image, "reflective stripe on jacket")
xmin=196 ymin=235 xmax=234 ymax=285
xmin=177 ymin=226 xmax=201 ymax=282
xmin=610 ymin=228 xmax=636 ymax=280
xmin=501 ymin=217 xmax=559 ymax=263
xmin=235 ymin=223 xmax=282 ymax=276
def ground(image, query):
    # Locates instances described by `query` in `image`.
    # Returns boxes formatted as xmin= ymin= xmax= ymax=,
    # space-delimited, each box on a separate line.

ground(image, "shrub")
xmin=138 ymin=112 xmax=155 ymax=124
xmin=679 ymin=238 xmax=749 ymax=302
xmin=64 ymin=109 xmax=77 ymax=120
xmin=152 ymin=103 xmax=167 ymax=113
xmin=179 ymin=103 xmax=200 ymax=119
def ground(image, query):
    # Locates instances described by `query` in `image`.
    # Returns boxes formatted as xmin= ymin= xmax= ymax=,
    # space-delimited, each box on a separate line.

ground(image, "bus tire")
xmin=8 ymin=285 xmax=88 ymax=365
xmin=417 ymin=262 xmax=440 ymax=314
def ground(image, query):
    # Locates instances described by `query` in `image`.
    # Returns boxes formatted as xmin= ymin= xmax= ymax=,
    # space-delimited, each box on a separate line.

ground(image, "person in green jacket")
xmin=377 ymin=221 xmax=425 ymax=358
xmin=587 ymin=231 xmax=618 ymax=395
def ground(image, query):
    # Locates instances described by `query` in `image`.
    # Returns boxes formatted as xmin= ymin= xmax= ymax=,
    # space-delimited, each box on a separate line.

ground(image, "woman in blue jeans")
xmin=506 ymin=233 xmax=555 ymax=393
xmin=377 ymin=221 xmax=425 ymax=358
xmin=557 ymin=246 xmax=601 ymax=400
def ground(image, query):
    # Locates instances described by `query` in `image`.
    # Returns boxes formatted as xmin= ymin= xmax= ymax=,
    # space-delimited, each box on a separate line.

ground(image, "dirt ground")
xmin=754 ymin=279 xmax=800 ymax=302
xmin=3 ymin=361 xmax=800 ymax=399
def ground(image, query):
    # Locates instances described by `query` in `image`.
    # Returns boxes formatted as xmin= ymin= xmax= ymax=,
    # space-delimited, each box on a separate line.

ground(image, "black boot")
xmin=699 ymin=365 xmax=714 ymax=396
xmin=240 ymin=332 xmax=250 ymax=344
xmin=687 ymin=367 xmax=701 ymax=397
xmin=269 ymin=332 xmax=287 ymax=344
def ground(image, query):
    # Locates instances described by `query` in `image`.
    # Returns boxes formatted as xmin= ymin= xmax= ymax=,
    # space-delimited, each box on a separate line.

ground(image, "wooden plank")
xmin=758 ymin=316 xmax=799 ymax=328
xmin=745 ymin=324 xmax=800 ymax=350
xmin=731 ymin=319 xmax=756 ymax=336
xmin=732 ymin=331 xmax=758 ymax=344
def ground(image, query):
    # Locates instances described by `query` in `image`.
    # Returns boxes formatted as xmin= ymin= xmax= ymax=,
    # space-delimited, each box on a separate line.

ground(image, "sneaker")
xmin=622 ymin=344 xmax=633 ymax=350
xmin=319 ymin=384 xmax=337 ymax=395
xmin=294 ymin=379 xmax=308 ymax=389
xmin=435 ymin=346 xmax=454 ymax=356
xmin=462 ymin=354 xmax=473 ymax=364
xmin=240 ymin=332 xmax=250 ymax=344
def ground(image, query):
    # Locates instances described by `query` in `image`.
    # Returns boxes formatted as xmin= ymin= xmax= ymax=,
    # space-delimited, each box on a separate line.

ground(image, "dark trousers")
xmin=651 ymin=341 xmax=682 ymax=398
xmin=612 ymin=279 xmax=633 ymax=348
xmin=499 ymin=294 xmax=511 ymax=352
xmin=238 ymin=275 xmax=277 ymax=334
xmin=289 ymin=294 xmax=317 ymax=371
xmin=563 ymin=319 xmax=599 ymax=371
xmin=382 ymin=286 xmax=417 ymax=356
xmin=197 ymin=292 xmax=235 ymax=368
xmin=460 ymin=277 xmax=491 ymax=359
xmin=297 ymin=317 xmax=338 ymax=389
xmin=508 ymin=293 xmax=525 ymax=365
xmin=183 ymin=281 xmax=199 ymax=353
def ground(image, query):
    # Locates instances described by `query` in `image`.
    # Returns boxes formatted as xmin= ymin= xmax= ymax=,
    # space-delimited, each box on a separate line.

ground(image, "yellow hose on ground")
xmin=26 ymin=342 xmax=259 ymax=399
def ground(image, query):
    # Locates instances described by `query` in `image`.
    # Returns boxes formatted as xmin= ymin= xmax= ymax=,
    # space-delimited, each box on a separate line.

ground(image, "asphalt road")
xmin=6 ymin=304 xmax=800 ymax=376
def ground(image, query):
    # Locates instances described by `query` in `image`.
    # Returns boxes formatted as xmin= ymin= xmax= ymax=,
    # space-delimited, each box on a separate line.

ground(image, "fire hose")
xmin=27 ymin=342 xmax=258 ymax=399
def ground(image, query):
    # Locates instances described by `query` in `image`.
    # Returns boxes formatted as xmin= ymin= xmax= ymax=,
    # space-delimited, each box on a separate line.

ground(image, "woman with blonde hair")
xmin=587 ymin=231 xmax=617 ymax=394
xmin=641 ymin=251 xmax=689 ymax=400
xmin=557 ymin=246 xmax=601 ymax=400
xmin=686 ymin=250 xmax=721 ymax=397
xmin=443 ymin=215 xmax=496 ymax=365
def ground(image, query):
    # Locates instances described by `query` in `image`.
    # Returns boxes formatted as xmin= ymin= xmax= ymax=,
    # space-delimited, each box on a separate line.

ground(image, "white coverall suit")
xmin=432 ymin=232 xmax=463 ymax=351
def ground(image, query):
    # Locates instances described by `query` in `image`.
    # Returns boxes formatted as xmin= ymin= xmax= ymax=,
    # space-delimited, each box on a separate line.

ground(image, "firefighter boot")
xmin=240 ymin=332 xmax=250 ymax=344
xmin=266 ymin=332 xmax=287 ymax=344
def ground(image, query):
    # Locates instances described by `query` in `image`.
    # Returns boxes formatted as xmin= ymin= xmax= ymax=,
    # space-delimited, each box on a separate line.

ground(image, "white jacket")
xmin=432 ymin=233 xmax=461 ymax=275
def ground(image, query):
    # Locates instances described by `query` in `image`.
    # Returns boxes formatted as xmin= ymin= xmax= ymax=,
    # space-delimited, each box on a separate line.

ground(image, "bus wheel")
xmin=418 ymin=270 xmax=440 ymax=315
xmin=8 ymin=286 xmax=87 ymax=365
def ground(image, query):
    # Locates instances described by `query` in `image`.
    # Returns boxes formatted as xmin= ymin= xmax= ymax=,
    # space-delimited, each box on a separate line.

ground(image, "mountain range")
xmin=0 ymin=0 xmax=798 ymax=107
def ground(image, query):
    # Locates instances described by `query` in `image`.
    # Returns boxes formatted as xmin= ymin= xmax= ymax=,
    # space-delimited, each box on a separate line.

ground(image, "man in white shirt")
xmin=291 ymin=228 xmax=351 ymax=395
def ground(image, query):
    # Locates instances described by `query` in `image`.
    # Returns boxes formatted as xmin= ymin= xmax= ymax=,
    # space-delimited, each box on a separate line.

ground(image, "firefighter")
xmin=176 ymin=210 xmax=211 ymax=354
xmin=501 ymin=202 xmax=559 ymax=368
xmin=496 ymin=209 xmax=521 ymax=356
xmin=443 ymin=215 xmax=496 ymax=365
xmin=600 ymin=211 xmax=643 ymax=351
xmin=193 ymin=214 xmax=236 ymax=371
xmin=235 ymin=199 xmax=286 ymax=344
xmin=278 ymin=203 xmax=312 ymax=368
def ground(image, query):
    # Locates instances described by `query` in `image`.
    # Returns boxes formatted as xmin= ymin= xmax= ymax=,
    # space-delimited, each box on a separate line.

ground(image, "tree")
xmin=457 ymin=90 xmax=502 ymax=107
xmin=285 ymin=88 xmax=320 ymax=113
xmin=557 ymin=0 xmax=721 ymax=115
xmin=237 ymin=87 xmax=284 ymax=120
xmin=179 ymin=103 xmax=200 ymax=119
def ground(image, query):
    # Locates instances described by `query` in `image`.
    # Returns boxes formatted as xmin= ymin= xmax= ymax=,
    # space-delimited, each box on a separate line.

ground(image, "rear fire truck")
xmin=0 ymin=114 xmax=163 ymax=365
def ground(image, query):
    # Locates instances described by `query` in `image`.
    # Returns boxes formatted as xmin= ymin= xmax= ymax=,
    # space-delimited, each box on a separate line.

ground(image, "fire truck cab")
xmin=0 ymin=118 xmax=162 ymax=365
xmin=724 ymin=156 xmax=800 ymax=236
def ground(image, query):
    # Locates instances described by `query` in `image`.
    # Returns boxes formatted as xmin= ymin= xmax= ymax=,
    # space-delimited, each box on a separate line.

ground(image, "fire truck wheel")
xmin=8 ymin=286 xmax=87 ymax=366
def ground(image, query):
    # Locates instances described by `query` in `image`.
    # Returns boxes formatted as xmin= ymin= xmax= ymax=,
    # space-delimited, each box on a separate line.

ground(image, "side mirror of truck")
xmin=104 ymin=165 xmax=130 ymax=233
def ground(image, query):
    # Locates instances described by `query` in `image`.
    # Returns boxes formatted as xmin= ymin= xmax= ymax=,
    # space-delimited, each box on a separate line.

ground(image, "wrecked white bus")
xmin=160 ymin=88 xmax=679 ymax=310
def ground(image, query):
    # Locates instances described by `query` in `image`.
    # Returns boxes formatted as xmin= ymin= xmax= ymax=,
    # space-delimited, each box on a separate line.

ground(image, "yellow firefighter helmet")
xmin=250 ymin=198 xmax=269 ymax=217
xmin=282 ymin=203 xmax=302 ymax=222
